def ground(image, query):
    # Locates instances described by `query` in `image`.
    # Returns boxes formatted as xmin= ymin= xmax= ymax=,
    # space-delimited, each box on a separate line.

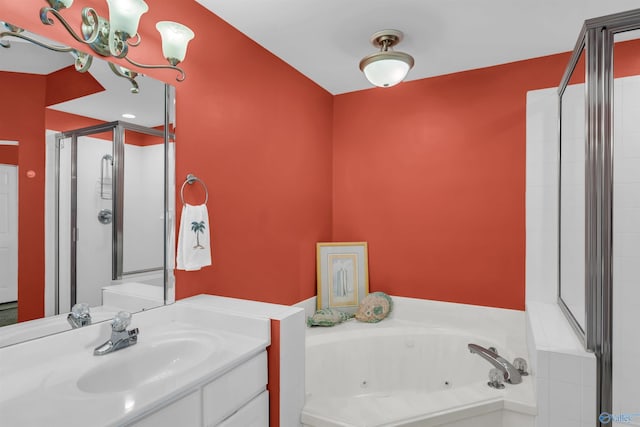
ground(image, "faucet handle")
xmin=112 ymin=311 xmax=132 ymax=332
xmin=70 ymin=302 xmax=91 ymax=319
xmin=488 ymin=368 xmax=506 ymax=389
xmin=513 ymin=357 xmax=529 ymax=376
xmin=68 ymin=303 xmax=92 ymax=328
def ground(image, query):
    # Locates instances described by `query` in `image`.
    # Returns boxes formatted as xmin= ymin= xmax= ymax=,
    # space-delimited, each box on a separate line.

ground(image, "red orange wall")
xmin=332 ymin=55 xmax=573 ymax=311
xmin=1 ymin=0 xmax=334 ymax=312
xmin=159 ymin=2 xmax=334 ymax=304
xmin=8 ymin=1 xmax=640 ymax=315
xmin=332 ymin=39 xmax=640 ymax=311
xmin=0 ymin=71 xmax=47 ymax=321
xmin=0 ymin=145 xmax=19 ymax=165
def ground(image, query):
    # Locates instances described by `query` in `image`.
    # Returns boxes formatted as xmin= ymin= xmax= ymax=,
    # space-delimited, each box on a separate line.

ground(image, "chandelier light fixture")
xmin=359 ymin=29 xmax=414 ymax=88
xmin=0 ymin=0 xmax=194 ymax=92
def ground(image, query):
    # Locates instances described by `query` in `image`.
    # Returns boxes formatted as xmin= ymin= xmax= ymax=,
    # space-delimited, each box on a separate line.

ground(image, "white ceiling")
xmin=0 ymin=33 xmax=165 ymax=128
xmin=195 ymin=0 xmax=640 ymax=94
xmin=50 ymin=55 xmax=166 ymax=128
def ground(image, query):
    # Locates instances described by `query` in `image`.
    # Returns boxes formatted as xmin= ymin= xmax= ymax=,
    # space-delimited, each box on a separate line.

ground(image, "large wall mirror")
xmin=0 ymin=24 xmax=176 ymax=347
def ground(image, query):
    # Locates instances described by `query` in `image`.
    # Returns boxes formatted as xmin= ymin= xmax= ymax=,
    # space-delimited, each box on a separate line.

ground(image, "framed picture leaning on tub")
xmin=316 ymin=242 xmax=369 ymax=314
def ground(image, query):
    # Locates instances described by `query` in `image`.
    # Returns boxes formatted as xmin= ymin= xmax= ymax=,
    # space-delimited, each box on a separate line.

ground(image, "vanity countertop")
xmin=0 ymin=298 xmax=270 ymax=427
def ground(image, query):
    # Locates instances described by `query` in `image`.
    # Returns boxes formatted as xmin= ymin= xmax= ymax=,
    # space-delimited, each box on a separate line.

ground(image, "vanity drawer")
xmin=218 ymin=390 xmax=269 ymax=427
xmin=203 ymin=351 xmax=268 ymax=426
xmin=129 ymin=390 xmax=201 ymax=427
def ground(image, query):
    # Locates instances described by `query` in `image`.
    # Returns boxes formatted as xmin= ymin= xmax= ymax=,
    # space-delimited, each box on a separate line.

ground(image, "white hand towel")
xmin=176 ymin=204 xmax=212 ymax=271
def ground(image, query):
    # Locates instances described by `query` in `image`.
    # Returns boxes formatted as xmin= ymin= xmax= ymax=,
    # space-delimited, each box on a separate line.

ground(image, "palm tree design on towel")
xmin=191 ymin=221 xmax=206 ymax=249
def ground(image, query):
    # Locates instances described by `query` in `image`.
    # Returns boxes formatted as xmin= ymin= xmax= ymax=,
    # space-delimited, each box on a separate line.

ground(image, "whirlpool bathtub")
xmin=302 ymin=297 xmax=536 ymax=427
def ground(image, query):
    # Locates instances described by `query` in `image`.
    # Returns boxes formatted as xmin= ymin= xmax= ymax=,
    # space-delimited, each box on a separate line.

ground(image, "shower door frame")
xmin=558 ymin=8 xmax=640 ymax=424
xmin=54 ymin=120 xmax=168 ymax=314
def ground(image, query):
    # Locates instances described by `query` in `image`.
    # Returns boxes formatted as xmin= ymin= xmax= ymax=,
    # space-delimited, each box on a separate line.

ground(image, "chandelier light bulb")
xmin=156 ymin=21 xmax=195 ymax=65
xmin=106 ymin=0 xmax=149 ymax=37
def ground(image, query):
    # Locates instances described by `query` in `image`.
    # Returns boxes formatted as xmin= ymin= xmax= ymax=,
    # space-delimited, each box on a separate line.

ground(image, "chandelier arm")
xmin=108 ymin=62 xmax=140 ymax=94
xmin=79 ymin=8 xmax=100 ymax=44
xmin=127 ymin=33 xmax=142 ymax=47
xmin=0 ymin=30 xmax=75 ymax=52
xmin=73 ymin=49 xmax=93 ymax=72
xmin=123 ymin=56 xmax=186 ymax=82
xmin=109 ymin=32 xmax=129 ymax=59
xmin=40 ymin=6 xmax=99 ymax=45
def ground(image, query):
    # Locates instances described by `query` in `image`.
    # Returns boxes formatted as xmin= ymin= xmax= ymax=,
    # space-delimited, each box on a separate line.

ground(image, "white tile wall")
xmin=525 ymin=88 xmax=559 ymax=305
xmin=612 ymin=76 xmax=640 ymax=423
xmin=526 ymin=303 xmax=597 ymax=427
xmin=527 ymin=77 xmax=640 ymax=426
xmin=526 ymin=87 xmax=598 ymax=427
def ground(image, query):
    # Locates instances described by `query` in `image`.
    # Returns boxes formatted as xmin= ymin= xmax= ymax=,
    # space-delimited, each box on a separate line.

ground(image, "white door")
xmin=0 ymin=164 xmax=18 ymax=303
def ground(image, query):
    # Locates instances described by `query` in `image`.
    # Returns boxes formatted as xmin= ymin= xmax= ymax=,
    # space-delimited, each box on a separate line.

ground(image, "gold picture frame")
xmin=316 ymin=242 xmax=369 ymax=312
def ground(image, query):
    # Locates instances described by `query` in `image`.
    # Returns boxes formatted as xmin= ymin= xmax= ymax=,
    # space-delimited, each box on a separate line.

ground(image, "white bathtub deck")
xmin=303 ymin=381 xmax=535 ymax=427
xmin=303 ymin=296 xmax=536 ymax=427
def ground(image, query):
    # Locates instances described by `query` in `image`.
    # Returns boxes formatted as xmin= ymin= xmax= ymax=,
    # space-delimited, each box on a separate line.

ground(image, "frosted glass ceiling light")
xmin=359 ymin=30 xmax=414 ymax=88
xmin=3 ymin=0 xmax=198 ymax=90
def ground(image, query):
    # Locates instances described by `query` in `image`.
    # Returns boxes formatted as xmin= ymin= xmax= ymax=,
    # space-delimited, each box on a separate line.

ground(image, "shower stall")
xmin=558 ymin=8 xmax=640 ymax=426
xmin=52 ymin=121 xmax=172 ymax=315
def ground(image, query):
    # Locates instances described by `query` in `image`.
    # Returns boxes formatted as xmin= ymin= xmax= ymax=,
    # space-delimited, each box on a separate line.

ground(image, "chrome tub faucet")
xmin=468 ymin=343 xmax=523 ymax=384
xmin=67 ymin=303 xmax=92 ymax=329
xmin=94 ymin=311 xmax=139 ymax=356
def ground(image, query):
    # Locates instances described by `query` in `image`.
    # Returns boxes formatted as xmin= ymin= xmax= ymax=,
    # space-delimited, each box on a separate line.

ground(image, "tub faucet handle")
xmin=513 ymin=357 xmax=529 ymax=376
xmin=488 ymin=368 xmax=505 ymax=389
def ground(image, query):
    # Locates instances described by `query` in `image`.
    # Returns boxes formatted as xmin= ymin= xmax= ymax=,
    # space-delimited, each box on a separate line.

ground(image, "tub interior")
xmin=306 ymin=326 xmax=518 ymax=399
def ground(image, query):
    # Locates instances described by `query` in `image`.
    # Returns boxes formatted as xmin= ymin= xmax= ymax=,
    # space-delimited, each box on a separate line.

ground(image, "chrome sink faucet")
xmin=94 ymin=311 xmax=139 ymax=356
xmin=67 ymin=303 xmax=92 ymax=329
xmin=468 ymin=343 xmax=523 ymax=384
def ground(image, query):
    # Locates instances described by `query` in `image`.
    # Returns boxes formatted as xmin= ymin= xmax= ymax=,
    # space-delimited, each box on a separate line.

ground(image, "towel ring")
xmin=180 ymin=173 xmax=208 ymax=205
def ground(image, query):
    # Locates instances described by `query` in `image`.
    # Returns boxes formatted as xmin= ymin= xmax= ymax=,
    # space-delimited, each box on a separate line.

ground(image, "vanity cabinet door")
xmin=203 ymin=351 xmax=268 ymax=426
xmin=218 ymin=390 xmax=268 ymax=427
xmin=129 ymin=390 xmax=201 ymax=427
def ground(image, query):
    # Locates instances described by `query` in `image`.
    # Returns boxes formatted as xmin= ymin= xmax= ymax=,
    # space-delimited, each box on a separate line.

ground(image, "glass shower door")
xmin=74 ymin=132 xmax=115 ymax=307
xmin=558 ymin=45 xmax=587 ymax=339
xmin=55 ymin=121 xmax=170 ymax=314
xmin=121 ymin=128 xmax=165 ymax=276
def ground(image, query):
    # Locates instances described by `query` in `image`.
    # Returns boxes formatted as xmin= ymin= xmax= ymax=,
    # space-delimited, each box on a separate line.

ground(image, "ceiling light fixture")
xmin=359 ymin=29 xmax=414 ymax=88
xmin=0 ymin=0 xmax=194 ymax=91
xmin=122 ymin=113 xmax=136 ymax=119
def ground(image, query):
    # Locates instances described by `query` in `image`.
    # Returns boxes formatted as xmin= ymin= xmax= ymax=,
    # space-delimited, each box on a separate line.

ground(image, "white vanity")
xmin=0 ymin=297 xmax=271 ymax=427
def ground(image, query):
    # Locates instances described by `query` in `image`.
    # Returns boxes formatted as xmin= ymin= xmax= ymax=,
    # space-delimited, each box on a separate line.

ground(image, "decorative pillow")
xmin=307 ymin=308 xmax=354 ymax=327
xmin=355 ymin=292 xmax=393 ymax=323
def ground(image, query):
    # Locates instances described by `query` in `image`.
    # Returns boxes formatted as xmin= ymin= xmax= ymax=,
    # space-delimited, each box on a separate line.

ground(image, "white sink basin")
xmin=0 ymin=301 xmax=271 ymax=427
xmin=77 ymin=330 xmax=219 ymax=394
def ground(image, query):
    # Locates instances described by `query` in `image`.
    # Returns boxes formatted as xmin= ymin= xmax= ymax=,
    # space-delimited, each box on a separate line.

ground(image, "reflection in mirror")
xmin=0 ymin=26 xmax=175 ymax=347
xmin=559 ymin=45 xmax=586 ymax=334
